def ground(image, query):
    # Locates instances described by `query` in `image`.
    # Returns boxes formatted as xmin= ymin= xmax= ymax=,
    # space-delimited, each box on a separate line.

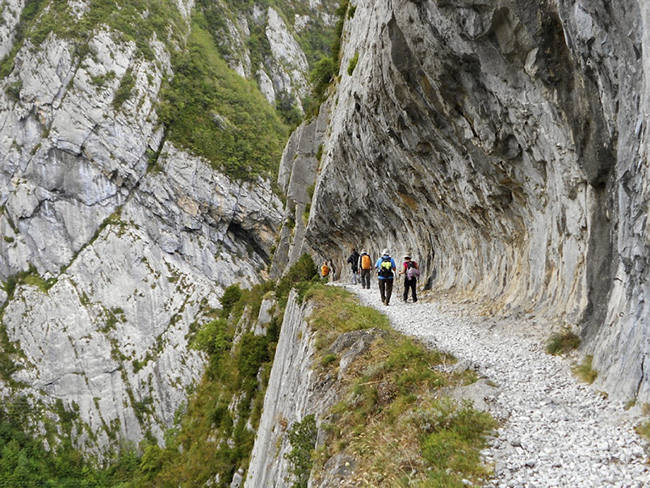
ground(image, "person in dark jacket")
xmin=347 ymin=248 xmax=360 ymax=285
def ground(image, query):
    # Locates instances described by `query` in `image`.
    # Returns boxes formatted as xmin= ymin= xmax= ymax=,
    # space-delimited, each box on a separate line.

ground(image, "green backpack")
xmin=378 ymin=257 xmax=393 ymax=278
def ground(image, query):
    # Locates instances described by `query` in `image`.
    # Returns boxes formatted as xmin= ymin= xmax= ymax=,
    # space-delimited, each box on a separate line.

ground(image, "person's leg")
xmin=412 ymin=280 xmax=417 ymax=302
xmin=403 ymin=278 xmax=409 ymax=302
xmin=352 ymin=269 xmax=358 ymax=285
xmin=378 ymin=279 xmax=386 ymax=304
xmin=385 ymin=279 xmax=393 ymax=305
xmin=362 ymin=270 xmax=370 ymax=288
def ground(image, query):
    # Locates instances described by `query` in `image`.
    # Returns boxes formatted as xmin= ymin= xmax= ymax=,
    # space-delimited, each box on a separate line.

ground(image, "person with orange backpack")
xmin=358 ymin=249 xmax=373 ymax=289
xmin=321 ymin=260 xmax=330 ymax=281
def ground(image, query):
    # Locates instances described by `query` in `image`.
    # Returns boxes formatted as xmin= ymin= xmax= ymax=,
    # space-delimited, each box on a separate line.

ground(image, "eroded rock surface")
xmin=281 ymin=0 xmax=650 ymax=402
xmin=0 ymin=20 xmax=281 ymax=455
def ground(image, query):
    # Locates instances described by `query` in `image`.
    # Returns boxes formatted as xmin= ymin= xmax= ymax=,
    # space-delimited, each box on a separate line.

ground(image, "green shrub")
xmin=237 ymin=333 xmax=271 ymax=391
xmin=276 ymin=254 xmax=318 ymax=308
xmin=220 ymin=284 xmax=243 ymax=319
xmin=546 ymin=326 xmax=581 ymax=355
xmin=347 ymin=51 xmax=359 ymax=75
xmin=0 ymin=398 xmax=139 ymax=486
xmin=309 ymin=56 xmax=336 ymax=111
xmin=113 ymin=69 xmax=135 ymax=110
xmin=285 ymin=414 xmax=318 ymax=488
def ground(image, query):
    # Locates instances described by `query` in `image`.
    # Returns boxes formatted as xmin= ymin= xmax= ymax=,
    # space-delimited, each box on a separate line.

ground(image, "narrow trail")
xmin=344 ymin=284 xmax=650 ymax=488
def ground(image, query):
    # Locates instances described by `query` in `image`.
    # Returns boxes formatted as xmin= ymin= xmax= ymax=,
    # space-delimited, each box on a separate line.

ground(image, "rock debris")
xmin=347 ymin=285 xmax=650 ymax=488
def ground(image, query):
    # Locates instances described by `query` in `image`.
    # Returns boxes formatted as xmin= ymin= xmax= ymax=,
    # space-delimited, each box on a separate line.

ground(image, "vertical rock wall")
xmin=0 ymin=14 xmax=282 ymax=455
xmin=244 ymin=291 xmax=316 ymax=487
xmin=294 ymin=0 xmax=650 ymax=402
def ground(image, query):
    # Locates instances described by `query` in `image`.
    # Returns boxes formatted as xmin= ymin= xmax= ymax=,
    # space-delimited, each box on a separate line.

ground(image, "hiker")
xmin=321 ymin=260 xmax=330 ymax=281
xmin=399 ymin=252 xmax=419 ymax=303
xmin=375 ymin=248 xmax=396 ymax=305
xmin=358 ymin=249 xmax=373 ymax=289
xmin=347 ymin=248 xmax=360 ymax=285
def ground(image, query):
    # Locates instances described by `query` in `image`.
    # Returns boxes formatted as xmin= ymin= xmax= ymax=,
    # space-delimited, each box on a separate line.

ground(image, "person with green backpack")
xmin=375 ymin=248 xmax=396 ymax=305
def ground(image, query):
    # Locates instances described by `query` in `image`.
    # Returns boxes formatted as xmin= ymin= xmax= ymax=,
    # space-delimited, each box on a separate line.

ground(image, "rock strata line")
xmin=347 ymin=285 xmax=650 ymax=488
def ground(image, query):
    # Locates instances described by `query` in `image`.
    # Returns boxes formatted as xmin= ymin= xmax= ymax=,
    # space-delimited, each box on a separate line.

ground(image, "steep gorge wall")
xmin=0 ymin=0 xmax=318 ymax=455
xmin=288 ymin=0 xmax=650 ymax=402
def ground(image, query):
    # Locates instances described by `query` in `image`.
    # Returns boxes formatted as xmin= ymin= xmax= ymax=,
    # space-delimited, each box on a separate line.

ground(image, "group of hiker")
xmin=320 ymin=248 xmax=420 ymax=306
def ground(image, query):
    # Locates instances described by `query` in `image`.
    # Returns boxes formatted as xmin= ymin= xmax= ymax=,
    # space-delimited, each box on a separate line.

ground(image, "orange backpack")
xmin=361 ymin=254 xmax=372 ymax=270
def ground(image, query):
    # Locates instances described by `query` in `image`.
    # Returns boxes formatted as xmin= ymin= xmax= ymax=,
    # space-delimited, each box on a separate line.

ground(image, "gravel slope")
xmin=345 ymin=284 xmax=650 ymax=488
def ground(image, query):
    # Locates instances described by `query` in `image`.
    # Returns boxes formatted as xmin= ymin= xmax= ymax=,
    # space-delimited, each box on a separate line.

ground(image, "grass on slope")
xmin=299 ymin=285 xmax=498 ymax=487
xmin=158 ymin=19 xmax=290 ymax=181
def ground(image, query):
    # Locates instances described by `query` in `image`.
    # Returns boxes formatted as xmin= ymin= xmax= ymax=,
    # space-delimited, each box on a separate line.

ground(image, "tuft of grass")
xmin=304 ymin=285 xmax=390 ymax=334
xmin=642 ymin=403 xmax=650 ymax=416
xmin=635 ymin=420 xmax=650 ymax=457
xmin=347 ymin=51 xmax=359 ymax=75
xmin=572 ymin=355 xmax=598 ymax=384
xmin=546 ymin=326 xmax=581 ymax=355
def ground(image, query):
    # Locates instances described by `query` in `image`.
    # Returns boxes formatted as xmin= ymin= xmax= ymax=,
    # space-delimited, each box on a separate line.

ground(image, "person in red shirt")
xmin=399 ymin=253 xmax=419 ymax=303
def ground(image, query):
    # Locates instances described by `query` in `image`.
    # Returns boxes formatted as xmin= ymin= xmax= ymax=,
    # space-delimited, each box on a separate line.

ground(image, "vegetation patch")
xmin=301 ymin=287 xmax=495 ymax=487
xmin=2 ymin=265 xmax=57 ymax=299
xmin=572 ymin=355 xmax=598 ymax=384
xmin=136 ymin=257 xmax=318 ymax=486
xmin=306 ymin=0 xmax=350 ymax=115
xmin=158 ymin=20 xmax=290 ymax=181
xmin=0 ymin=396 xmax=139 ymax=486
xmin=347 ymin=51 xmax=359 ymax=75
xmin=275 ymin=253 xmax=320 ymax=308
xmin=546 ymin=326 xmax=581 ymax=355
xmin=285 ymin=414 xmax=318 ymax=488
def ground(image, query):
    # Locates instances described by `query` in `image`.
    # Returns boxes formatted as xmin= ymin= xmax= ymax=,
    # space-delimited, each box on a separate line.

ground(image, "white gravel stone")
xmin=345 ymin=285 xmax=650 ymax=487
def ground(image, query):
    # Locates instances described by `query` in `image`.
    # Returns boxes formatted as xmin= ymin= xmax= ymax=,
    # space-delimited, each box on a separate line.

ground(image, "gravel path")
xmin=345 ymin=284 xmax=650 ymax=488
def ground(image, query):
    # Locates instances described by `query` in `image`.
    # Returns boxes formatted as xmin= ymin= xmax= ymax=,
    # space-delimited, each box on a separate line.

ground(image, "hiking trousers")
xmin=351 ymin=269 xmax=359 ymax=285
xmin=360 ymin=269 xmax=371 ymax=289
xmin=378 ymin=278 xmax=393 ymax=305
xmin=404 ymin=277 xmax=417 ymax=302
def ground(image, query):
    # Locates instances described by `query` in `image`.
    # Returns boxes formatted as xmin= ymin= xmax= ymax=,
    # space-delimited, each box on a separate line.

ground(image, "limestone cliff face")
xmin=245 ymin=290 xmax=379 ymax=488
xmin=281 ymin=0 xmax=650 ymax=402
xmin=212 ymin=0 xmax=338 ymax=110
xmin=0 ymin=0 xmax=307 ymax=455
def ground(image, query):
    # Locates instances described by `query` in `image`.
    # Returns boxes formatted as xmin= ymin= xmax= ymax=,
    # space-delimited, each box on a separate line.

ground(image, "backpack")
xmin=378 ymin=256 xmax=393 ymax=278
xmin=321 ymin=264 xmax=329 ymax=277
xmin=361 ymin=254 xmax=371 ymax=270
xmin=406 ymin=261 xmax=420 ymax=280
